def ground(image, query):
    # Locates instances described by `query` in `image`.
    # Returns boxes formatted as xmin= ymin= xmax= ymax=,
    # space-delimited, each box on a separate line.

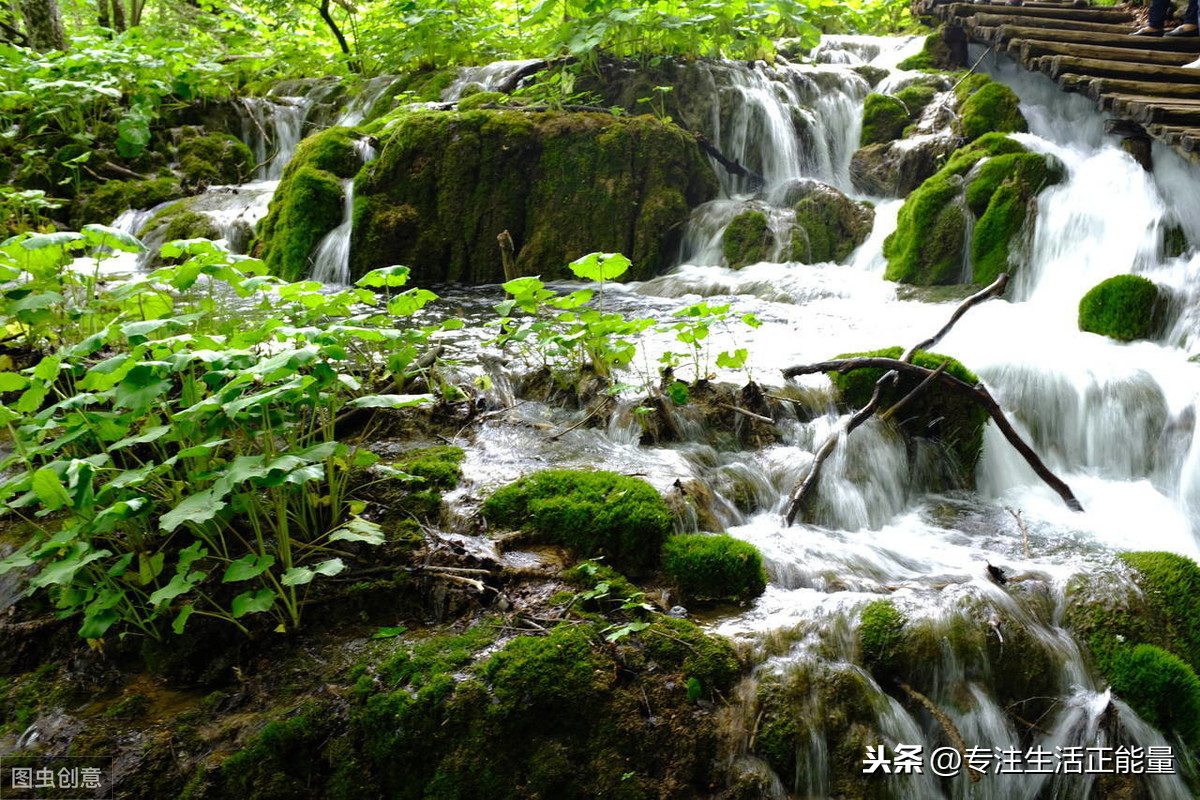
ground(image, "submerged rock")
xmin=350 ymin=109 xmax=717 ymax=285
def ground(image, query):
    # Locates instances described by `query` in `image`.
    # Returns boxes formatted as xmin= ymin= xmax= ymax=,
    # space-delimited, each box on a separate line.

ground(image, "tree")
xmin=18 ymin=0 xmax=67 ymax=50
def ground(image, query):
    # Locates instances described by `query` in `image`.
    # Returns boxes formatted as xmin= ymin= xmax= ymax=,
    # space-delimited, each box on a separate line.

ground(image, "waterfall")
xmin=241 ymin=79 xmax=343 ymax=180
xmin=442 ymin=59 xmax=544 ymax=101
xmin=309 ymin=138 xmax=378 ymax=286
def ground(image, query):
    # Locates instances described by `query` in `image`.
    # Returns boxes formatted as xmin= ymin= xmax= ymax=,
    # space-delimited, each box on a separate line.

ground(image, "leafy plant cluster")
xmin=0 ymin=228 xmax=451 ymax=640
xmin=491 ymin=251 xmax=761 ymax=388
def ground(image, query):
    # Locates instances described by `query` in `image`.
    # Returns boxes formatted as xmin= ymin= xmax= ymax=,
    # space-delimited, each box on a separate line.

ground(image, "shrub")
xmin=1078 ymin=274 xmax=1167 ymax=342
xmin=661 ymin=534 xmax=767 ymax=602
xmin=481 ymin=469 xmax=672 ymax=572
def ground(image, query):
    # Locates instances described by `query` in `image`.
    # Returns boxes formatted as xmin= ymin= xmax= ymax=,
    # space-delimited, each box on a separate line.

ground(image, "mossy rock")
xmin=897 ymin=28 xmax=956 ymax=71
xmin=258 ymin=165 xmax=345 ymax=282
xmin=860 ymin=86 xmax=938 ymax=147
xmin=722 ymin=209 xmax=772 ymax=268
xmin=352 ymin=446 xmax=465 ymax=538
xmin=883 ymin=135 xmax=1062 ymax=285
xmin=482 ymin=469 xmax=672 ymax=573
xmin=1118 ymin=552 xmax=1200 ymax=670
xmin=351 ymin=110 xmax=717 ymax=285
xmin=1105 ymin=643 xmax=1200 ymax=748
xmin=858 ymin=599 xmax=905 ymax=682
xmin=287 ymin=127 xmax=365 ymax=179
xmin=660 ymin=533 xmax=766 ymax=602
xmin=177 ymin=133 xmax=253 ymax=185
xmin=1077 ymin=274 xmax=1168 ymax=342
xmin=792 ymin=184 xmax=875 ymax=263
xmin=457 ymin=90 xmax=508 ymax=111
xmin=144 ymin=209 xmax=219 ymax=243
xmin=852 ymin=65 xmax=889 ymax=88
xmin=955 ymin=76 xmax=1027 ymax=142
xmin=74 ymin=176 xmax=182 ymax=226
xmin=827 ymin=346 xmax=988 ymax=471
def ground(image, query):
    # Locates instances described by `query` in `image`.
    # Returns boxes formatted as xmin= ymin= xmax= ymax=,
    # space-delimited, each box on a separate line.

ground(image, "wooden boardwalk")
xmin=919 ymin=0 xmax=1200 ymax=163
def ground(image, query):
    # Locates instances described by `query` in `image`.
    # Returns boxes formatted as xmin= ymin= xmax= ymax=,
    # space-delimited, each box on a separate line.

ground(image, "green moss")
xmin=177 ymin=133 xmax=253 ymax=185
xmin=722 ymin=209 xmax=772 ymax=268
xmin=258 ymin=165 xmax=345 ymax=281
xmin=858 ymin=599 xmax=905 ymax=681
xmin=882 ymin=171 xmax=968 ymax=285
xmin=957 ymin=79 xmax=1027 ymax=142
xmin=793 ymin=186 xmax=874 ymax=263
xmin=75 ymin=176 xmax=182 ymax=225
xmin=642 ymin=615 xmax=741 ymax=690
xmin=289 ymin=127 xmax=364 ymax=179
xmin=1106 ymin=644 xmax=1200 ymax=748
xmin=457 ymin=90 xmax=508 ymax=111
xmin=158 ymin=210 xmax=219 ymax=242
xmin=351 ymin=110 xmax=717 ymax=284
xmin=1078 ymin=275 xmax=1167 ymax=342
xmin=827 ymin=346 xmax=988 ymax=470
xmin=884 ymin=136 xmax=1062 ymax=285
xmin=1118 ymin=552 xmax=1200 ymax=670
xmin=482 ymin=469 xmax=672 ymax=573
xmin=660 ymin=533 xmax=766 ymax=602
xmin=853 ymin=65 xmax=889 ymax=87
xmin=563 ymin=560 xmax=643 ymax=610
xmin=391 ymin=445 xmax=464 ymax=491
xmin=860 ymin=93 xmax=909 ymax=146
xmin=896 ymin=28 xmax=955 ymax=71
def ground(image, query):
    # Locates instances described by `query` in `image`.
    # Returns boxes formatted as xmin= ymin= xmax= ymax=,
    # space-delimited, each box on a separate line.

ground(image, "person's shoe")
xmin=1131 ymin=26 xmax=1165 ymax=36
xmin=1183 ymin=57 xmax=1200 ymax=68
xmin=1166 ymin=24 xmax=1200 ymax=36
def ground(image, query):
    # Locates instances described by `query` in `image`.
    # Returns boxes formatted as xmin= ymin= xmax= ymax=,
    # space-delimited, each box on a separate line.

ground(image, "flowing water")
xmin=104 ymin=37 xmax=1200 ymax=797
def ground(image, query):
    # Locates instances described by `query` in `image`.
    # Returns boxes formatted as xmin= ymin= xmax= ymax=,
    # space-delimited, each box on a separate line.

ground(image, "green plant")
xmin=0 ymin=232 xmax=449 ymax=640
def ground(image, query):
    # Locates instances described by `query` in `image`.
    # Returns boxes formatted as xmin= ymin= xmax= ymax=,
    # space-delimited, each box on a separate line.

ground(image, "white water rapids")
xmin=99 ymin=37 xmax=1200 ymax=797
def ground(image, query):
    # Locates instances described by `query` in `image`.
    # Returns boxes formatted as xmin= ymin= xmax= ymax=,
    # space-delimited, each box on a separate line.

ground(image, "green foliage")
xmin=177 ymin=134 xmax=254 ymax=185
xmin=0 ymin=234 xmax=445 ymax=640
xmin=660 ymin=533 xmax=767 ymax=602
xmin=858 ymin=599 xmax=905 ymax=679
xmin=723 ymin=210 xmax=771 ymax=268
xmin=481 ymin=469 xmax=672 ymax=572
xmin=1078 ymin=274 xmax=1167 ymax=342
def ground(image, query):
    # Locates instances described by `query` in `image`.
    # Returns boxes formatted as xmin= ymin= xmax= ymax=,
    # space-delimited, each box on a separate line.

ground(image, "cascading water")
xmin=241 ymin=79 xmax=342 ymax=180
xmin=309 ymin=138 xmax=378 ymax=285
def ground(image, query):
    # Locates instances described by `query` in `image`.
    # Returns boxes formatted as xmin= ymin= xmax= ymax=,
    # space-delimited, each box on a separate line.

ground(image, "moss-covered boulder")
xmin=897 ymin=28 xmax=957 ymax=72
xmin=883 ymin=135 xmax=1063 ymax=285
xmin=859 ymin=85 xmax=939 ymax=147
xmin=661 ymin=534 xmax=767 ymax=602
xmin=482 ymin=469 xmax=673 ymax=573
xmin=1106 ymin=643 xmax=1200 ymax=748
xmin=828 ymin=346 xmax=988 ymax=472
xmin=177 ymin=133 xmax=254 ymax=185
xmin=1078 ymin=274 xmax=1168 ymax=342
xmin=257 ymin=127 xmax=366 ymax=281
xmin=351 ymin=110 xmax=717 ymax=285
xmin=74 ymin=176 xmax=182 ymax=226
xmin=1118 ymin=552 xmax=1200 ymax=669
xmin=858 ymin=599 xmax=905 ymax=682
xmin=792 ymin=183 xmax=875 ymax=263
xmin=723 ymin=209 xmax=772 ymax=268
xmin=457 ymin=90 xmax=508 ymax=111
xmin=954 ymin=73 xmax=1027 ymax=142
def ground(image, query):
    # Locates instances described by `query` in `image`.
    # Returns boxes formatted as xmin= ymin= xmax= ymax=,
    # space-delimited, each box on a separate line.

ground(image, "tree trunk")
xmin=109 ymin=0 xmax=125 ymax=31
xmin=128 ymin=0 xmax=143 ymax=27
xmin=18 ymin=0 xmax=66 ymax=50
xmin=318 ymin=0 xmax=359 ymax=73
xmin=96 ymin=0 xmax=108 ymax=28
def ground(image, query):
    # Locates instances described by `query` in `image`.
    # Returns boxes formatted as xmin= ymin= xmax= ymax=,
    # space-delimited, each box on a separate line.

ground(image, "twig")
xmin=898 ymin=683 xmax=982 ymax=783
xmin=717 ymin=402 xmax=775 ymax=425
xmin=902 ymin=273 xmax=1010 ymax=361
xmin=547 ymin=396 xmax=613 ymax=441
xmin=879 ymin=361 xmax=947 ymax=423
xmin=1006 ymin=507 xmax=1032 ymax=559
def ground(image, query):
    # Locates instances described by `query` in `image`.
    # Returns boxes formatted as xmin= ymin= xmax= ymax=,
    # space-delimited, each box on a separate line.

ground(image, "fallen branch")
xmin=693 ymin=132 xmax=766 ymax=188
xmin=780 ymin=273 xmax=1082 ymax=524
xmin=898 ymin=683 xmax=982 ymax=783
xmin=548 ymin=395 xmax=612 ymax=441
xmin=1006 ymin=507 xmax=1032 ymax=558
xmin=717 ymin=402 xmax=775 ymax=425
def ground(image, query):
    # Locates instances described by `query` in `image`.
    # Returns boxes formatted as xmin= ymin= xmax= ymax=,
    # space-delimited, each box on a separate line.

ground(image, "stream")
xmin=113 ymin=35 xmax=1200 ymax=797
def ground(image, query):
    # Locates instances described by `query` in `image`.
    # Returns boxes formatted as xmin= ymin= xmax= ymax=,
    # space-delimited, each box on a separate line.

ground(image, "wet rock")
xmin=1077 ymin=274 xmax=1169 ymax=342
xmin=849 ymin=134 xmax=961 ymax=197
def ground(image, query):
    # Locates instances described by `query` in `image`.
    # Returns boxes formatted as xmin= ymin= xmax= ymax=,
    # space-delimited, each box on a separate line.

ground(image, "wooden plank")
xmin=1011 ymin=38 xmax=1197 ymax=66
xmin=944 ymin=3 xmax=1132 ymax=22
xmin=1139 ymin=105 xmax=1200 ymax=125
xmin=1085 ymin=77 xmax=1200 ymax=101
xmin=1046 ymin=55 xmax=1200 ymax=83
xmin=972 ymin=13 xmax=1141 ymax=35
xmin=991 ymin=25 xmax=1200 ymax=51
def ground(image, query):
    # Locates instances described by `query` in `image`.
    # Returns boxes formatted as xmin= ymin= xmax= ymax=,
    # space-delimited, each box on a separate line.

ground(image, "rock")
xmin=350 ymin=110 xmax=717 ymax=285
xmin=954 ymin=73 xmax=1027 ymax=142
xmin=791 ymin=183 xmax=875 ymax=263
xmin=176 ymin=133 xmax=254 ymax=186
xmin=1077 ymin=274 xmax=1169 ymax=342
xmin=849 ymin=135 xmax=961 ymax=197
xmin=661 ymin=533 xmax=767 ymax=603
xmin=723 ymin=209 xmax=773 ymax=268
